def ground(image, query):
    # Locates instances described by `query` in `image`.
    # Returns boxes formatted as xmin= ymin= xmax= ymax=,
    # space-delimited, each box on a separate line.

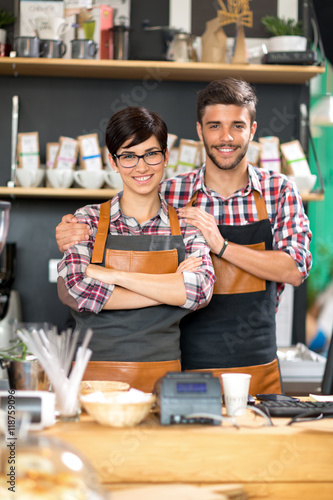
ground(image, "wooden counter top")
xmin=40 ymin=410 xmax=333 ymax=499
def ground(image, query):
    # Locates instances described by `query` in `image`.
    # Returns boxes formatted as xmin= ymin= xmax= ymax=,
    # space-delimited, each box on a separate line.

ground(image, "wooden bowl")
xmin=81 ymin=391 xmax=156 ymax=428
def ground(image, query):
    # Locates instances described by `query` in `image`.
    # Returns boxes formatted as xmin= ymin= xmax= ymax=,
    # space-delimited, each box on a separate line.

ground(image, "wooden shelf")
xmin=0 ymin=186 xmax=324 ymax=202
xmin=0 ymin=58 xmax=325 ymax=84
xmin=0 ymin=186 xmax=118 ymax=199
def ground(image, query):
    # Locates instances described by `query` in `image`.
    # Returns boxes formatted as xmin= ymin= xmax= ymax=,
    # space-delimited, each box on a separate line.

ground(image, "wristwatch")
xmin=216 ymin=239 xmax=229 ymax=258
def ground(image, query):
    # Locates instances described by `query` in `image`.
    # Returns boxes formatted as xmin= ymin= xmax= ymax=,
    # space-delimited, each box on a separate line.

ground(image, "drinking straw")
xmin=17 ymin=326 xmax=93 ymax=418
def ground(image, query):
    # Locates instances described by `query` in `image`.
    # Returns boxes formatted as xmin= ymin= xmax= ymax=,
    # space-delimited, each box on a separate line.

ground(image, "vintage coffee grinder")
xmin=0 ymin=202 xmax=22 ymax=377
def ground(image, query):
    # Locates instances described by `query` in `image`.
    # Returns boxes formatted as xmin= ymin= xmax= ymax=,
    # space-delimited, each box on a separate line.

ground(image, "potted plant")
xmin=261 ymin=15 xmax=307 ymax=52
xmin=0 ymin=9 xmax=16 ymax=46
xmin=0 ymin=338 xmax=49 ymax=391
xmin=0 ymin=338 xmax=29 ymax=362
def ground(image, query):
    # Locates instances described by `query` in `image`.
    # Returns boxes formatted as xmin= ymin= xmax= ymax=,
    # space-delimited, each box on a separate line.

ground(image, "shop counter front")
xmin=41 ymin=409 xmax=333 ymax=500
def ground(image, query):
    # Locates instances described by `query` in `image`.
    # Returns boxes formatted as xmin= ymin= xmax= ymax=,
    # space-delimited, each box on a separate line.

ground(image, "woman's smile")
xmin=132 ymin=173 xmax=154 ymax=184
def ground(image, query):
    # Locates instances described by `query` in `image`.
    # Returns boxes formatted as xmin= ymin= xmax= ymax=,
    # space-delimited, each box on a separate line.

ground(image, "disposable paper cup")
xmin=221 ymin=373 xmax=251 ymax=416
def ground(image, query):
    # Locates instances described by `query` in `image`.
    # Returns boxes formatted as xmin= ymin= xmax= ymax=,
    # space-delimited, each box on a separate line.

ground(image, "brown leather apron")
xmin=82 ymin=360 xmax=181 ymax=393
xmin=188 ymin=360 xmax=281 ymax=396
xmin=182 ymin=191 xmax=282 ymax=395
xmin=72 ymin=200 xmax=187 ymax=392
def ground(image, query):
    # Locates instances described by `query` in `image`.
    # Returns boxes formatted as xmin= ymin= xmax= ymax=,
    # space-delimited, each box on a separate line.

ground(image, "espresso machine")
xmin=0 ymin=202 xmax=22 ymax=378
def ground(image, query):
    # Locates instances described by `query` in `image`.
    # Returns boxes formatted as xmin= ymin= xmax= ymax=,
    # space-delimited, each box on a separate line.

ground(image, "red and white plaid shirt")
xmin=160 ymin=164 xmax=312 ymax=307
xmin=58 ymin=194 xmax=215 ymax=313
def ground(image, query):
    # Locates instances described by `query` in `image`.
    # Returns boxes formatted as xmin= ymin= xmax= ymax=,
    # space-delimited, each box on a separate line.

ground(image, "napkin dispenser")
xmin=155 ymin=372 xmax=222 ymax=425
xmin=0 ymin=390 xmax=56 ymax=431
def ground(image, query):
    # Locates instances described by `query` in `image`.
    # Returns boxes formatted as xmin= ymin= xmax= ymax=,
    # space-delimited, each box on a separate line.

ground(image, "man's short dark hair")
xmin=197 ymin=78 xmax=258 ymax=125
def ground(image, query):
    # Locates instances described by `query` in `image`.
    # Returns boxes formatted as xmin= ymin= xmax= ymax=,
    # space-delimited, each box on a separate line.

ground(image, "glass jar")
xmin=0 ymin=434 xmax=109 ymax=499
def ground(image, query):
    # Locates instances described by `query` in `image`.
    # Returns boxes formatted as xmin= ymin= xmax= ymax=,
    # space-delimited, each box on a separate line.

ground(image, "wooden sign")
xmin=218 ymin=0 xmax=253 ymax=28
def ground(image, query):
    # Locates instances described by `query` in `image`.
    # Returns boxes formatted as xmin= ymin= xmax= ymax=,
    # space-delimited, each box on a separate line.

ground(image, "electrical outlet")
xmin=48 ymin=259 xmax=61 ymax=283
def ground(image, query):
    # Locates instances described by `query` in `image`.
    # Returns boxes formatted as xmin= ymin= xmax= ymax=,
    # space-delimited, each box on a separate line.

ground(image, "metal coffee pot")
xmin=167 ymin=32 xmax=198 ymax=63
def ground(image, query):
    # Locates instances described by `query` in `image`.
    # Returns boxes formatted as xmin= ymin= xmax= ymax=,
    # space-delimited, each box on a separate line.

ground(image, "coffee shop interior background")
xmin=0 ymin=0 xmax=332 ymax=351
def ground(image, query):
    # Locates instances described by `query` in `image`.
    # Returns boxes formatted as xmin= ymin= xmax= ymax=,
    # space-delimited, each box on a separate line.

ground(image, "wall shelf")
xmin=0 ymin=186 xmax=324 ymax=202
xmin=0 ymin=58 xmax=325 ymax=84
xmin=0 ymin=186 xmax=118 ymax=199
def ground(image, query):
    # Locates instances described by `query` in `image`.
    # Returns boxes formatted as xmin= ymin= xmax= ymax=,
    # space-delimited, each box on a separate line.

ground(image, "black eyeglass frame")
xmin=113 ymin=150 xmax=166 ymax=168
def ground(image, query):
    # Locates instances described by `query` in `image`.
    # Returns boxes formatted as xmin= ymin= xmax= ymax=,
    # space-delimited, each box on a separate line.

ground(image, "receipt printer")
xmin=0 ymin=390 xmax=56 ymax=430
xmin=156 ymin=372 xmax=222 ymax=425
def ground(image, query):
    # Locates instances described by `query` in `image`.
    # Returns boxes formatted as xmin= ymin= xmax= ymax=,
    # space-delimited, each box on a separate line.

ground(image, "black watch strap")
xmin=216 ymin=239 xmax=229 ymax=258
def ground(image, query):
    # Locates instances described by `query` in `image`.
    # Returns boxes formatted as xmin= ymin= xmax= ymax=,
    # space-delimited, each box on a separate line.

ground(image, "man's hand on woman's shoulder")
xmin=55 ymin=214 xmax=91 ymax=253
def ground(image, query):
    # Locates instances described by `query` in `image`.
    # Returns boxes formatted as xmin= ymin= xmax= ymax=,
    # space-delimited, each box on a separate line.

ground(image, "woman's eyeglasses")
xmin=113 ymin=151 xmax=165 ymax=168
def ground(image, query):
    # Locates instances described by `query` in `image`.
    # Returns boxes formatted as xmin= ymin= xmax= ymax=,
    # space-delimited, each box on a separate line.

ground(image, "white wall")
xmin=169 ymin=0 xmax=299 ymax=33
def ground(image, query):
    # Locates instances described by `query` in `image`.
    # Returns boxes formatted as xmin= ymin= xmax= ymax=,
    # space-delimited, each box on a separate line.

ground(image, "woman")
xmin=57 ymin=106 xmax=215 ymax=391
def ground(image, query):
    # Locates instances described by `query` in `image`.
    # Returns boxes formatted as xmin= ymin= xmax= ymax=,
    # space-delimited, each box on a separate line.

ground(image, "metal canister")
xmin=111 ymin=25 xmax=132 ymax=60
xmin=1 ymin=355 xmax=50 ymax=391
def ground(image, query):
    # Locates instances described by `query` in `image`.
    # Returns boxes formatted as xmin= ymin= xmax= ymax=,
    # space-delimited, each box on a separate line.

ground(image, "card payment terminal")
xmin=157 ymin=372 xmax=222 ymax=425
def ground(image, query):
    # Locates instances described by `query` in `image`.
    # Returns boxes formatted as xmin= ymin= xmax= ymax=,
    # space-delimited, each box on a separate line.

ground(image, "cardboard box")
xmin=17 ymin=132 xmax=40 ymax=170
xmin=176 ymin=139 xmax=201 ymax=174
xmin=280 ymin=140 xmax=312 ymax=177
xmin=259 ymin=136 xmax=281 ymax=173
xmin=247 ymin=140 xmax=261 ymax=166
xmin=46 ymin=142 xmax=59 ymax=169
xmin=77 ymin=133 xmax=103 ymax=170
xmin=54 ymin=136 xmax=79 ymax=170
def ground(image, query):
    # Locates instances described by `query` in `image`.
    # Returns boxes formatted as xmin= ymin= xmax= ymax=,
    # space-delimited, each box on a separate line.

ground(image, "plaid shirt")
xmin=58 ymin=194 xmax=215 ymax=314
xmin=160 ymin=164 xmax=312 ymax=306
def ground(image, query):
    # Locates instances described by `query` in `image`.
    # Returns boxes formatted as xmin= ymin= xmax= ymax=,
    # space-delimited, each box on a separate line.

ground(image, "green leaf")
xmin=261 ymin=16 xmax=303 ymax=37
xmin=0 ymin=9 xmax=16 ymax=28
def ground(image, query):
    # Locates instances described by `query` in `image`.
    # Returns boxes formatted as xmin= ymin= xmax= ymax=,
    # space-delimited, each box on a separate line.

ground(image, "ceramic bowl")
xmin=46 ymin=169 xmax=74 ymax=189
xmin=73 ymin=169 xmax=105 ymax=189
xmin=103 ymin=169 xmax=123 ymax=190
xmin=289 ymin=174 xmax=317 ymax=193
xmin=81 ymin=391 xmax=156 ymax=427
xmin=16 ymin=168 xmax=45 ymax=188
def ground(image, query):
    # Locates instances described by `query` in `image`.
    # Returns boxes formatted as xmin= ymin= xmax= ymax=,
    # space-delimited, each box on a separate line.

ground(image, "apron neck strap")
xmin=186 ymin=192 xmax=198 ymax=207
xmin=91 ymin=199 xmax=111 ymax=263
xmin=92 ymin=201 xmax=181 ymax=263
xmin=168 ymin=205 xmax=181 ymax=235
xmin=253 ymin=190 xmax=268 ymax=221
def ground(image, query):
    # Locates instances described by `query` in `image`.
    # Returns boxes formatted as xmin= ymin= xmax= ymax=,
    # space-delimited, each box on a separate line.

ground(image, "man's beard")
xmin=203 ymin=138 xmax=249 ymax=171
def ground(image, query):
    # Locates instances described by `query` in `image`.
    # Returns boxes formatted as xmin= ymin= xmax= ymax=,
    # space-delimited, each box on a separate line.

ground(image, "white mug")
xmin=103 ymin=170 xmax=123 ymax=190
xmin=74 ymin=170 xmax=105 ymax=189
xmin=46 ymin=169 xmax=74 ymax=189
xmin=16 ymin=168 xmax=45 ymax=188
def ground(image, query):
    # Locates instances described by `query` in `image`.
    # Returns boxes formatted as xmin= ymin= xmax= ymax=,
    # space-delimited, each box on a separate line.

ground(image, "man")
xmin=56 ymin=78 xmax=312 ymax=394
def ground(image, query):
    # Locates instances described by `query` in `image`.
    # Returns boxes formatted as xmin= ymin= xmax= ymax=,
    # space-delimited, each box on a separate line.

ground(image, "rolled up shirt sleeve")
xmin=180 ymin=223 xmax=216 ymax=311
xmin=272 ymin=178 xmax=312 ymax=281
xmin=57 ymin=207 xmax=114 ymax=314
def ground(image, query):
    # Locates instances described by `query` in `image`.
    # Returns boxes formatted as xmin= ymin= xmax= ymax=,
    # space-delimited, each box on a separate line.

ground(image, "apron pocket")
xmin=212 ymin=241 xmax=266 ymax=295
xmin=105 ymin=248 xmax=179 ymax=273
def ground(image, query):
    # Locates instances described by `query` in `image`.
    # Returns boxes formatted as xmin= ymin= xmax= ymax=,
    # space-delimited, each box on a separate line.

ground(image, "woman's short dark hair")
xmin=197 ymin=78 xmax=258 ymax=125
xmin=105 ymin=106 xmax=168 ymax=155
